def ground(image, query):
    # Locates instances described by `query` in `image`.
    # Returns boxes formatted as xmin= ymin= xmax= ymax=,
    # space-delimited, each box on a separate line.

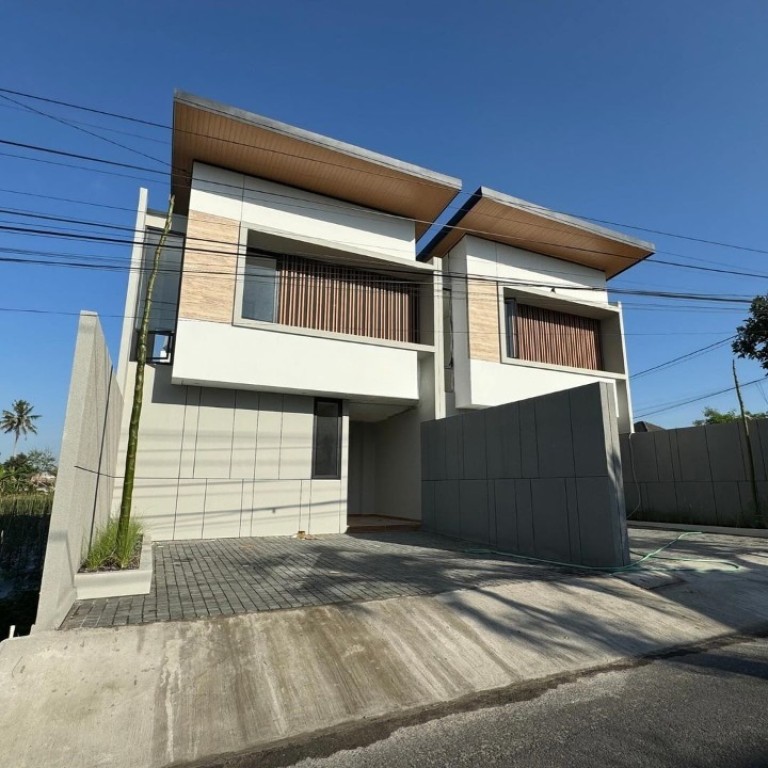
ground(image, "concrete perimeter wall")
xmin=422 ymin=382 xmax=629 ymax=567
xmin=35 ymin=312 xmax=124 ymax=631
xmin=621 ymin=420 xmax=768 ymax=527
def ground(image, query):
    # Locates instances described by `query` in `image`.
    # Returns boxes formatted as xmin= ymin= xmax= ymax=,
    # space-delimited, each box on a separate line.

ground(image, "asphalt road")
xmin=279 ymin=638 xmax=768 ymax=768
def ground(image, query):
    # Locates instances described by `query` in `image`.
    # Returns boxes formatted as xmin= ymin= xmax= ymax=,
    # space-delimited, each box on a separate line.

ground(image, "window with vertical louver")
xmin=507 ymin=300 xmax=603 ymax=370
xmin=275 ymin=254 xmax=420 ymax=343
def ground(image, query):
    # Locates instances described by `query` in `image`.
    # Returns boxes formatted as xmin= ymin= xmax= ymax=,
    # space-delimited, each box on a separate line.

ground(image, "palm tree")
xmin=1 ymin=400 xmax=41 ymax=456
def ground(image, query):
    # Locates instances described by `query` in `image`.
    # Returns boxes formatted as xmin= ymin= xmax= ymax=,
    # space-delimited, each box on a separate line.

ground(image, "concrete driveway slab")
xmin=2 ymin=530 xmax=767 ymax=768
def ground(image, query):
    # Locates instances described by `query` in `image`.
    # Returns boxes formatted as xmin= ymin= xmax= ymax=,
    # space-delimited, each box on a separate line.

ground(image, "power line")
xmin=0 ymin=303 xmax=739 ymax=341
xmin=631 ymin=336 xmax=736 ymax=379
xmin=3 ymin=179 xmax=768 ymax=289
xmin=1 ymin=132 xmax=767 ymax=290
xmin=0 ymin=92 xmax=166 ymax=166
xmin=0 ymin=86 xmax=167 ymax=129
xmin=635 ymin=376 xmax=764 ymax=419
xmin=0 ymin=137 xmax=166 ymax=173
xmin=0 ymin=100 xmax=168 ymax=144
xmin=0 ymin=186 xmax=140 ymax=213
xmin=2 ymin=203 xmax=765 ymax=286
xmin=3 ymin=84 xmax=768 ymax=259
xmin=0 ymin=220 xmax=759 ymax=308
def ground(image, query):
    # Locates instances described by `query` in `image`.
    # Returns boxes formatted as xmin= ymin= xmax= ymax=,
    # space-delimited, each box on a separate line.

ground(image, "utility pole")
xmin=733 ymin=360 xmax=762 ymax=526
xmin=115 ymin=196 xmax=175 ymax=556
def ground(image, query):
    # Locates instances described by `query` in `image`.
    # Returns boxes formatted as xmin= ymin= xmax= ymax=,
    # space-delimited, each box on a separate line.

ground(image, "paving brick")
xmin=59 ymin=532 xmax=572 ymax=630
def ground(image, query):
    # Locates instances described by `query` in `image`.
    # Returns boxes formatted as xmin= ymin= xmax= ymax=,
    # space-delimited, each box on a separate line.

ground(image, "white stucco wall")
xmin=112 ymin=365 xmax=349 ymax=540
xmin=191 ymin=162 xmax=416 ymax=261
xmin=445 ymin=236 xmax=632 ymax=430
xmin=172 ymin=319 xmax=420 ymax=403
xmin=462 ymin=234 xmax=609 ymax=302
xmin=467 ymin=359 xmax=628 ymax=429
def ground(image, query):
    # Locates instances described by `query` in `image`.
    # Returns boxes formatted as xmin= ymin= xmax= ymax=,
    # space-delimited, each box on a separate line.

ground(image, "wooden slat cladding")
xmin=172 ymin=98 xmax=460 ymax=236
xmin=178 ymin=210 xmax=240 ymax=323
xmin=467 ymin=279 xmax=501 ymax=362
xmin=514 ymin=303 xmax=603 ymax=370
xmin=275 ymin=255 xmax=419 ymax=343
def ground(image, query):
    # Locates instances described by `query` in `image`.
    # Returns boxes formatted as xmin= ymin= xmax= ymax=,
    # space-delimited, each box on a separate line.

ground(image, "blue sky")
xmin=1 ymin=0 xmax=767 ymax=457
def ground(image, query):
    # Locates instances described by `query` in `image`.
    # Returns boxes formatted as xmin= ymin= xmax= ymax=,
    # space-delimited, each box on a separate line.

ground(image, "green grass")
xmin=0 ymin=493 xmax=52 ymax=516
xmin=82 ymin=519 xmax=143 ymax=571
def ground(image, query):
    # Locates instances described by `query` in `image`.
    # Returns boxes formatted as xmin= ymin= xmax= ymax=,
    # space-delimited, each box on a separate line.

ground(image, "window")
xmin=505 ymin=299 xmax=603 ymax=370
xmin=312 ymin=399 xmax=342 ymax=479
xmin=147 ymin=331 xmax=174 ymax=364
xmin=241 ymin=254 xmax=278 ymax=322
xmin=505 ymin=298 xmax=517 ymax=359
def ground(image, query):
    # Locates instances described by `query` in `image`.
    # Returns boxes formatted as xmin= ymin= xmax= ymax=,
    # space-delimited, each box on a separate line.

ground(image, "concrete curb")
xmin=629 ymin=522 xmax=768 ymax=539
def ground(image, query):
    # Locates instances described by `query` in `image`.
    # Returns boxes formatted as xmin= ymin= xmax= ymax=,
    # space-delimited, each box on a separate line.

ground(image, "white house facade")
xmin=110 ymin=93 xmax=654 ymax=541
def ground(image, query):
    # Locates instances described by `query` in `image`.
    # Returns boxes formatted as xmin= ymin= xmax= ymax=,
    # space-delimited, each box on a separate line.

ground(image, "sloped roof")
xmin=419 ymin=187 xmax=655 ymax=278
xmin=171 ymin=92 xmax=461 ymax=237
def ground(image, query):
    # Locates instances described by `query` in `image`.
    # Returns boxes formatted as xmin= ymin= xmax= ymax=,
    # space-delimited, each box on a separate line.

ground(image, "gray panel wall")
xmin=422 ymin=382 xmax=629 ymax=567
xmin=112 ymin=364 xmax=347 ymax=539
xmin=621 ymin=421 xmax=768 ymax=527
xmin=35 ymin=312 xmax=124 ymax=631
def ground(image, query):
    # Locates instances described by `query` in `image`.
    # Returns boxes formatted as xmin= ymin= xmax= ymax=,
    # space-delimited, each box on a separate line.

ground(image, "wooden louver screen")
xmin=276 ymin=255 xmax=419 ymax=343
xmin=514 ymin=303 xmax=602 ymax=370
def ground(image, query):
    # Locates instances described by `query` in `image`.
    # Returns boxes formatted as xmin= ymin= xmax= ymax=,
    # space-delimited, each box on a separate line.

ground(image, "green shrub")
xmin=83 ymin=518 xmax=143 ymax=571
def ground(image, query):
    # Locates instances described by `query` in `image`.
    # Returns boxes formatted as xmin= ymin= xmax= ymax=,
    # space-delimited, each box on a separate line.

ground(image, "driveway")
xmin=61 ymin=531 xmax=572 ymax=630
xmin=60 ymin=527 xmax=768 ymax=631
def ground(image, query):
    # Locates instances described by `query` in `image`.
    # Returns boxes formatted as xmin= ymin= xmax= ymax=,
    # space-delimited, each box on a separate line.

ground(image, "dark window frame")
xmin=147 ymin=330 xmax=175 ymax=364
xmin=504 ymin=297 xmax=517 ymax=359
xmin=311 ymin=398 xmax=342 ymax=479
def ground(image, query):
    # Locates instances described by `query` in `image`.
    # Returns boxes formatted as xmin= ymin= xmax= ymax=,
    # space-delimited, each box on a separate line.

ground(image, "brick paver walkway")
xmin=61 ymin=532 xmax=570 ymax=630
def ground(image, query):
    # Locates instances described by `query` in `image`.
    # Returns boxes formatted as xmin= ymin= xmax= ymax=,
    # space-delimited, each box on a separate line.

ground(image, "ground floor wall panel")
xmin=114 ymin=365 xmax=347 ymax=540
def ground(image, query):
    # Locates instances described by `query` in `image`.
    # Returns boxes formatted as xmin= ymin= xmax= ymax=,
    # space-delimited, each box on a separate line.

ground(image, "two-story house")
xmin=420 ymin=187 xmax=653 ymax=433
xmin=112 ymin=92 xmax=654 ymax=541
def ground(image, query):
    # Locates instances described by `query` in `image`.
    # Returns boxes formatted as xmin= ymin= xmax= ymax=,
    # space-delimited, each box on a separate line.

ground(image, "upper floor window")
xmin=505 ymin=299 xmax=603 ymax=371
xmin=237 ymin=240 xmax=421 ymax=343
xmin=242 ymin=254 xmax=278 ymax=322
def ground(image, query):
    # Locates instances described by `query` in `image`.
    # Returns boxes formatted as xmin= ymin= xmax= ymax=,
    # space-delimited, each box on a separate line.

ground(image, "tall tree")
xmin=733 ymin=294 xmax=768 ymax=370
xmin=115 ymin=196 xmax=174 ymax=557
xmin=1 ymin=399 xmax=40 ymax=456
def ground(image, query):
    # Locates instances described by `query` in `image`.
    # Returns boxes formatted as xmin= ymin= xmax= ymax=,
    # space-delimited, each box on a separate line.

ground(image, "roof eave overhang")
xmin=418 ymin=187 xmax=655 ymax=279
xmin=171 ymin=91 xmax=461 ymax=237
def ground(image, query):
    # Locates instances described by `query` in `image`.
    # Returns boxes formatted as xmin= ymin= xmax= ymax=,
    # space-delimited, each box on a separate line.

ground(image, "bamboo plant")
xmin=115 ymin=196 xmax=175 ymax=557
